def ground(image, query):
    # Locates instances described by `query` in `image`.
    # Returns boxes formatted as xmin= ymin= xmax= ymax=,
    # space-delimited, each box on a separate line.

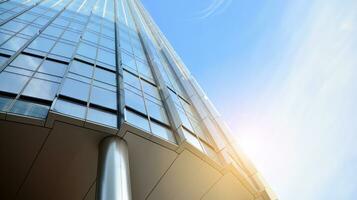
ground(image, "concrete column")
xmin=96 ymin=137 xmax=132 ymax=200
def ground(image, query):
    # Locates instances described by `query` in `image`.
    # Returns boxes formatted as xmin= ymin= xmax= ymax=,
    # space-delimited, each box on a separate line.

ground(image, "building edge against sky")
xmin=0 ymin=0 xmax=276 ymax=199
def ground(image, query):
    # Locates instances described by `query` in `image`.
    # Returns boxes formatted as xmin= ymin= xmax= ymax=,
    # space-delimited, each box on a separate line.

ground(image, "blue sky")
xmin=141 ymin=0 xmax=357 ymax=199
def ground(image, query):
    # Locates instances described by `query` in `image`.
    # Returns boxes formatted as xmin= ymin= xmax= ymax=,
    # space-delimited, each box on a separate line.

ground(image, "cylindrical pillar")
xmin=96 ymin=137 xmax=132 ymax=200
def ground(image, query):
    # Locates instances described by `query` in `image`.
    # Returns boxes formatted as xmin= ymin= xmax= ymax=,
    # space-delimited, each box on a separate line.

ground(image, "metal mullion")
xmin=124 ymin=0 xmax=182 ymax=140
xmin=4 ymin=0 xmax=78 ymax=112
xmin=82 ymin=13 xmax=102 ymax=121
xmin=0 ymin=0 xmax=47 ymax=26
xmin=53 ymin=0 xmax=101 ymax=118
xmin=113 ymin=0 xmax=125 ymax=127
xmin=0 ymin=0 xmax=72 ymax=72
xmin=0 ymin=6 xmax=54 ymax=48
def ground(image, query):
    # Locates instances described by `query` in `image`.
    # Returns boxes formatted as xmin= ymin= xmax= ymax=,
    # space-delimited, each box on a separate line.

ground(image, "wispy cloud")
xmin=225 ymin=0 xmax=357 ymax=199
xmin=193 ymin=0 xmax=232 ymax=20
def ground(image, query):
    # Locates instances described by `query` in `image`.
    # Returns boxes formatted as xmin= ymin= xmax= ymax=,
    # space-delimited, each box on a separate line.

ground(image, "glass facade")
xmin=0 ymin=0 xmax=224 ymax=158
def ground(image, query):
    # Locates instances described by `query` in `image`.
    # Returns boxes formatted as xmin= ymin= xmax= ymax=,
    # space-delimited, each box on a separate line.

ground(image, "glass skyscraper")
xmin=0 ymin=0 xmax=275 ymax=199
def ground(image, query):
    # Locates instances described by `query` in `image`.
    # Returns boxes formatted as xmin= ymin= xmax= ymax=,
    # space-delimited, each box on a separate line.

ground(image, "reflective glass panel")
xmin=87 ymin=107 xmax=117 ymax=127
xmin=0 ymin=96 xmax=12 ymax=111
xmin=53 ymin=99 xmax=86 ymax=119
xmin=10 ymin=100 xmax=49 ymax=119
xmin=146 ymin=100 xmax=168 ymax=124
xmin=123 ymin=70 xmax=140 ymax=89
xmin=125 ymin=109 xmax=150 ymax=132
xmin=51 ymin=42 xmax=75 ymax=58
xmin=69 ymin=60 xmax=93 ymax=78
xmin=2 ymin=36 xmax=27 ymax=51
xmin=10 ymin=54 xmax=42 ymax=71
xmin=60 ymin=78 xmax=90 ymax=101
xmin=22 ymin=78 xmax=59 ymax=101
xmin=77 ymin=42 xmax=96 ymax=59
xmin=125 ymin=89 xmax=146 ymax=114
xmin=150 ymin=121 xmax=175 ymax=143
xmin=0 ymin=72 xmax=29 ymax=94
xmin=28 ymin=37 xmax=55 ymax=52
xmin=94 ymin=68 xmax=116 ymax=85
xmin=183 ymin=129 xmax=203 ymax=151
xmin=90 ymin=86 xmax=116 ymax=110
xmin=38 ymin=60 xmax=67 ymax=77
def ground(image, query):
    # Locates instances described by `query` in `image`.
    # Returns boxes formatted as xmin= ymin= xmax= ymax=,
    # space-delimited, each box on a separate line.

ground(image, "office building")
xmin=0 ymin=0 xmax=275 ymax=199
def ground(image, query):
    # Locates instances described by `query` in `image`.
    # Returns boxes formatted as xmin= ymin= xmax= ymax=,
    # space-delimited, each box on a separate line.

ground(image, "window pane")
xmin=137 ymin=61 xmax=153 ymax=79
xmin=0 ymin=33 xmax=11 ymax=45
xmin=123 ymin=70 xmax=140 ymax=89
xmin=201 ymin=142 xmax=219 ymax=162
xmin=38 ymin=60 xmax=67 ymax=77
xmin=60 ymin=78 xmax=90 ymax=101
xmin=10 ymin=54 xmax=42 ymax=71
xmin=183 ymin=129 xmax=203 ymax=151
xmin=53 ymin=99 xmax=86 ymax=119
xmin=2 ymin=36 xmax=27 ymax=51
xmin=125 ymin=109 xmax=150 ymax=132
xmin=77 ymin=42 xmax=96 ymax=59
xmin=150 ymin=121 xmax=175 ymax=143
xmin=121 ymin=52 xmax=136 ymax=70
xmin=43 ymin=25 xmax=63 ymax=37
xmin=178 ymin=108 xmax=193 ymax=131
xmin=61 ymin=30 xmax=80 ymax=42
xmin=142 ymin=80 xmax=160 ymax=99
xmin=22 ymin=78 xmax=59 ymax=101
xmin=0 ymin=96 xmax=12 ymax=111
xmin=146 ymin=100 xmax=169 ymax=124
xmin=0 ymin=72 xmax=29 ymax=94
xmin=10 ymin=100 xmax=49 ymax=119
xmin=28 ymin=37 xmax=55 ymax=52
xmin=99 ymin=37 xmax=115 ymax=50
xmin=83 ymin=31 xmax=99 ymax=43
xmin=20 ymin=26 xmax=39 ymax=36
xmin=4 ymin=66 xmax=33 ymax=76
xmin=87 ymin=107 xmax=117 ymax=127
xmin=94 ymin=68 xmax=116 ymax=85
xmin=2 ymin=20 xmax=26 ymax=32
xmin=51 ymin=42 xmax=75 ymax=58
xmin=125 ymin=89 xmax=146 ymax=114
xmin=0 ymin=55 xmax=7 ymax=65
xmin=97 ymin=49 xmax=115 ymax=67
xmin=69 ymin=60 xmax=93 ymax=78
xmin=90 ymin=86 xmax=116 ymax=110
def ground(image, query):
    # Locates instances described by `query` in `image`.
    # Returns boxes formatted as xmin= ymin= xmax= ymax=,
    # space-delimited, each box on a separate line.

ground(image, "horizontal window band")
xmin=57 ymin=94 xmax=88 ymax=106
xmin=19 ymin=95 xmax=53 ymax=106
xmin=0 ymin=91 xmax=17 ymax=98
xmin=89 ymin=103 xmax=117 ymax=114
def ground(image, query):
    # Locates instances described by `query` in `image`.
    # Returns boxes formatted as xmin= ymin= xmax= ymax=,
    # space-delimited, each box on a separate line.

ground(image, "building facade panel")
xmin=0 ymin=0 xmax=275 ymax=199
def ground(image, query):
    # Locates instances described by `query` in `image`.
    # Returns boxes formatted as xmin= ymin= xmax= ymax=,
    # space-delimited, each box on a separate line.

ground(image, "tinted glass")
xmin=0 ymin=72 xmax=29 ymax=94
xmin=69 ymin=60 xmax=93 ymax=78
xmin=94 ymin=68 xmax=116 ymax=85
xmin=22 ymin=78 xmax=59 ymax=101
xmin=90 ymin=86 xmax=116 ymax=110
xmin=146 ymin=100 xmax=168 ymax=124
xmin=60 ymin=78 xmax=90 ymax=101
xmin=10 ymin=100 xmax=49 ymax=119
xmin=77 ymin=42 xmax=96 ymax=59
xmin=28 ymin=37 xmax=55 ymax=52
xmin=125 ymin=89 xmax=146 ymax=114
xmin=2 ymin=36 xmax=27 ymax=51
xmin=125 ymin=109 xmax=150 ymax=132
xmin=53 ymin=99 xmax=86 ymax=119
xmin=38 ymin=60 xmax=67 ymax=77
xmin=51 ymin=42 xmax=75 ymax=58
xmin=10 ymin=54 xmax=42 ymax=71
xmin=87 ymin=108 xmax=117 ymax=127
xmin=150 ymin=121 xmax=175 ymax=143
